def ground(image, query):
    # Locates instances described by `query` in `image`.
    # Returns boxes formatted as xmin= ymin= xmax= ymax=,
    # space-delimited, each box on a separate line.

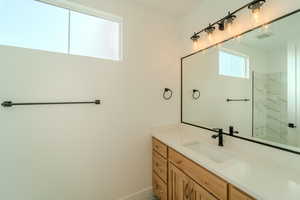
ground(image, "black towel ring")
xmin=163 ymin=88 xmax=173 ymax=100
xmin=192 ymin=89 xmax=200 ymax=100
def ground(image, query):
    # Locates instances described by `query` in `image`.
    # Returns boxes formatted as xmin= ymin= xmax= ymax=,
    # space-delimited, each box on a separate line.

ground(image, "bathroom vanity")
xmin=152 ymin=137 xmax=254 ymax=200
xmin=151 ymin=125 xmax=300 ymax=200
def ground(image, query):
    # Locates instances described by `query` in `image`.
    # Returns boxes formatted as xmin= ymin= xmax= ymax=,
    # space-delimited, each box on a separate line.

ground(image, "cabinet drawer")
xmin=152 ymin=138 xmax=167 ymax=158
xmin=153 ymin=173 xmax=167 ymax=200
xmin=153 ymin=150 xmax=168 ymax=182
xmin=229 ymin=185 xmax=255 ymax=200
xmin=169 ymin=148 xmax=228 ymax=200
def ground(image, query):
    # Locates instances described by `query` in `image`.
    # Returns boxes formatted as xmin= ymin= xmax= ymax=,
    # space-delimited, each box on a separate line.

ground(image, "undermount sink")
xmin=183 ymin=142 xmax=234 ymax=163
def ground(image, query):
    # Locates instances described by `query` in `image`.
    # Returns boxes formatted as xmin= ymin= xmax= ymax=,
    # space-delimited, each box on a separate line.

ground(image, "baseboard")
xmin=118 ymin=187 xmax=153 ymax=200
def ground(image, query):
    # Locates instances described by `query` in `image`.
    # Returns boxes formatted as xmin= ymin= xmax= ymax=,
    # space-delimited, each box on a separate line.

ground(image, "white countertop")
xmin=151 ymin=124 xmax=300 ymax=200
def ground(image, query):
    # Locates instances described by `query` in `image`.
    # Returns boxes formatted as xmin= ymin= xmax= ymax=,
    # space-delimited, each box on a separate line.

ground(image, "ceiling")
xmin=130 ymin=0 xmax=202 ymax=17
xmin=71 ymin=0 xmax=203 ymax=17
xmin=240 ymin=11 xmax=300 ymax=51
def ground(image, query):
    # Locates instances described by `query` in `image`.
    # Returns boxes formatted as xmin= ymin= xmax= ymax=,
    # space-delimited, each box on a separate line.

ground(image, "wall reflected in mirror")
xmin=182 ymin=11 xmax=300 ymax=152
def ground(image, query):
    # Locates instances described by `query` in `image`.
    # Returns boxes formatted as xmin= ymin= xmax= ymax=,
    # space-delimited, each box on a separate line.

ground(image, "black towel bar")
xmin=226 ymin=98 xmax=250 ymax=102
xmin=1 ymin=100 xmax=101 ymax=107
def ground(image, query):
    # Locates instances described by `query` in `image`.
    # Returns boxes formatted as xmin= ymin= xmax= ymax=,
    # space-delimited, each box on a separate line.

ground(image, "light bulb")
xmin=193 ymin=41 xmax=198 ymax=51
xmin=204 ymin=24 xmax=215 ymax=42
xmin=253 ymin=10 xmax=260 ymax=23
xmin=208 ymin=33 xmax=213 ymax=42
xmin=248 ymin=0 xmax=266 ymax=24
xmin=225 ymin=12 xmax=236 ymax=35
xmin=254 ymin=12 xmax=259 ymax=19
xmin=252 ymin=7 xmax=261 ymax=15
xmin=227 ymin=23 xmax=233 ymax=34
xmin=193 ymin=40 xmax=201 ymax=51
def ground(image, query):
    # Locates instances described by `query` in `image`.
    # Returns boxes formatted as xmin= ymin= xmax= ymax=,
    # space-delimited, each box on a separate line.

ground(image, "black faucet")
xmin=229 ymin=126 xmax=239 ymax=136
xmin=212 ymin=128 xmax=224 ymax=147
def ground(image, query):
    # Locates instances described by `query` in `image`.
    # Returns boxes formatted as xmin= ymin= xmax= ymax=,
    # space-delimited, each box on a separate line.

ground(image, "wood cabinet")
xmin=168 ymin=163 xmax=218 ymax=200
xmin=153 ymin=173 xmax=168 ymax=200
xmin=152 ymin=138 xmax=256 ymax=200
xmin=168 ymin=163 xmax=190 ymax=200
xmin=152 ymin=138 xmax=168 ymax=200
xmin=190 ymin=181 xmax=218 ymax=200
xmin=153 ymin=138 xmax=168 ymax=158
xmin=153 ymin=150 xmax=168 ymax=182
xmin=169 ymin=148 xmax=227 ymax=200
xmin=229 ymin=185 xmax=255 ymax=200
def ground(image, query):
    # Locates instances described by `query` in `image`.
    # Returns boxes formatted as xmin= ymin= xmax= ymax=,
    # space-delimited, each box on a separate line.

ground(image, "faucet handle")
xmin=211 ymin=128 xmax=224 ymax=147
xmin=211 ymin=128 xmax=223 ymax=139
xmin=229 ymin=126 xmax=239 ymax=135
xmin=211 ymin=134 xmax=219 ymax=139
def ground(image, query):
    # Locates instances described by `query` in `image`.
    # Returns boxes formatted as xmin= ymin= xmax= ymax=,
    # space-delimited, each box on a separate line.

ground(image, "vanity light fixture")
xmin=190 ymin=0 xmax=267 ymax=43
xmin=205 ymin=24 xmax=215 ymax=41
xmin=226 ymin=12 xmax=236 ymax=25
xmin=191 ymin=32 xmax=200 ymax=42
xmin=248 ymin=0 xmax=266 ymax=15
xmin=225 ymin=12 xmax=236 ymax=33
xmin=218 ymin=21 xmax=225 ymax=31
xmin=205 ymin=24 xmax=216 ymax=35
xmin=248 ymin=0 xmax=266 ymax=22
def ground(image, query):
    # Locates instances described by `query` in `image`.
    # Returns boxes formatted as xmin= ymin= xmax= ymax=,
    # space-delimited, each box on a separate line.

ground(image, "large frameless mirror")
xmin=182 ymin=10 xmax=300 ymax=154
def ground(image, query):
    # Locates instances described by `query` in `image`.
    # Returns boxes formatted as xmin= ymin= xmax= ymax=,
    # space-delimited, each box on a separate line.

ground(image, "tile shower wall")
xmin=253 ymin=72 xmax=288 ymax=144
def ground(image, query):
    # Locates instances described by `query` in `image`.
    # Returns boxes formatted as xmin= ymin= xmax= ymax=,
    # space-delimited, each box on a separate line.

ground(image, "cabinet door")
xmin=153 ymin=173 xmax=167 ymax=200
xmin=190 ymin=180 xmax=218 ymax=200
xmin=229 ymin=185 xmax=255 ymax=200
xmin=168 ymin=163 xmax=191 ymax=200
xmin=169 ymin=148 xmax=227 ymax=200
xmin=169 ymin=163 xmax=218 ymax=200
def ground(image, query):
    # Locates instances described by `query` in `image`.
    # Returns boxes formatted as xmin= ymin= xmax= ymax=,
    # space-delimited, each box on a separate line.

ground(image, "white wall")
xmin=0 ymin=1 xmax=180 ymax=200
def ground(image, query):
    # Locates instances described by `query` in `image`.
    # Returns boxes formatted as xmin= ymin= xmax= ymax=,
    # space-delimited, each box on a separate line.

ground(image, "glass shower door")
xmin=252 ymin=42 xmax=300 ymax=148
xmin=253 ymin=71 xmax=289 ymax=145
